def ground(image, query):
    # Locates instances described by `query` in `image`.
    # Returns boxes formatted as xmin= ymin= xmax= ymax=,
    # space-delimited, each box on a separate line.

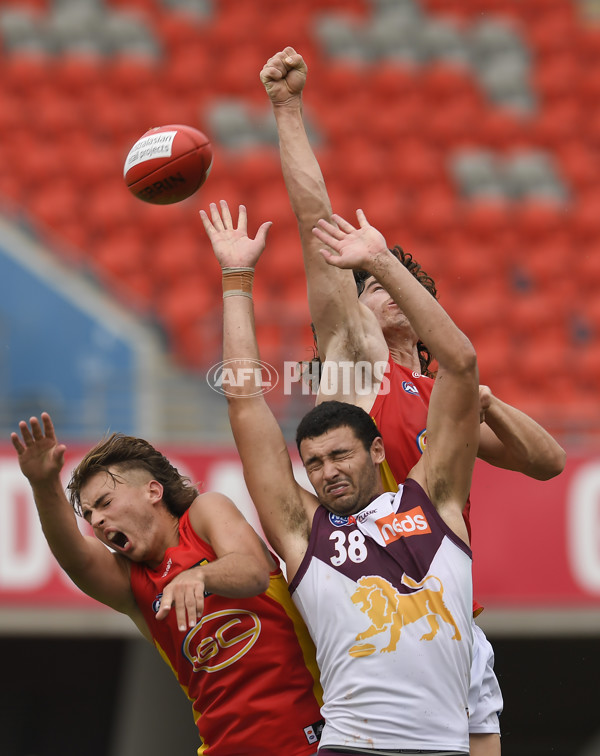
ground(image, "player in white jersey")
xmin=200 ymin=201 xmax=480 ymax=755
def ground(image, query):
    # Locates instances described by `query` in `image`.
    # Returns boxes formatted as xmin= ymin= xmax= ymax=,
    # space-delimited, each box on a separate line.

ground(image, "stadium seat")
xmin=555 ymin=141 xmax=599 ymax=195
xmin=389 ymin=138 xmax=446 ymax=191
xmin=567 ymin=191 xmax=600 ymax=244
xmin=460 ymin=197 xmax=512 ymax=242
xmin=527 ymin=100 xmax=584 ymax=153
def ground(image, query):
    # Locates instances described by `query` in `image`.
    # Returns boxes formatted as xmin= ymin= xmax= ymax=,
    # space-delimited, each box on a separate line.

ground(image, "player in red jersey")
xmin=11 ymin=417 xmax=323 ymax=756
xmin=260 ymin=47 xmax=566 ymax=756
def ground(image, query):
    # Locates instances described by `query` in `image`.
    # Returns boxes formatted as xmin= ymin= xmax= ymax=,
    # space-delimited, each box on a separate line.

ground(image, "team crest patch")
xmin=152 ymin=593 xmax=163 ymax=613
xmin=402 ymin=381 xmax=419 ymax=396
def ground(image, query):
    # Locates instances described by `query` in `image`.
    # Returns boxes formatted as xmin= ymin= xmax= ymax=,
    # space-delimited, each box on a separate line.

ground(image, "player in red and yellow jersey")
xmin=12 ymin=416 xmax=323 ymax=756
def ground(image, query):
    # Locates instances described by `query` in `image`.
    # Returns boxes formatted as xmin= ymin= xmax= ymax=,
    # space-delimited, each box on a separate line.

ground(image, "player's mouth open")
xmin=107 ymin=530 xmax=130 ymax=550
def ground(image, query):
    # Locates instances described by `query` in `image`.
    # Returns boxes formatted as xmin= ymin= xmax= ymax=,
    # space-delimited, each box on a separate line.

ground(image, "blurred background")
xmin=0 ymin=0 xmax=598 ymax=754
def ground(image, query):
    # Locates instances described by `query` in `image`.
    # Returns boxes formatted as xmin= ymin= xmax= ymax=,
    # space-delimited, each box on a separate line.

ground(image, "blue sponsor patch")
xmin=402 ymin=381 xmax=419 ymax=396
xmin=329 ymin=513 xmax=352 ymax=527
xmin=152 ymin=593 xmax=163 ymax=613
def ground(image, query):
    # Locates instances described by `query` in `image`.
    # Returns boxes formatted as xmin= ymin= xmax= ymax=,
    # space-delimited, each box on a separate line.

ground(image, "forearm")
xmin=30 ymin=478 xmax=92 ymax=572
xmin=367 ymin=249 xmax=475 ymax=371
xmin=273 ymin=103 xmax=332 ymax=229
xmin=479 ymin=398 xmax=566 ymax=479
xmin=197 ymin=552 xmax=270 ymax=598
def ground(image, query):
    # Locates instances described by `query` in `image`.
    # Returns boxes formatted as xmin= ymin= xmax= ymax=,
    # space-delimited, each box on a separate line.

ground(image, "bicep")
xmin=188 ymin=493 xmax=271 ymax=566
xmin=227 ymin=398 xmax=313 ymax=562
xmin=419 ymin=367 xmax=480 ymax=508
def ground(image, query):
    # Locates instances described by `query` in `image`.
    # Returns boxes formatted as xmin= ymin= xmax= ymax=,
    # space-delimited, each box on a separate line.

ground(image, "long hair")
xmin=68 ymin=433 xmax=198 ymax=517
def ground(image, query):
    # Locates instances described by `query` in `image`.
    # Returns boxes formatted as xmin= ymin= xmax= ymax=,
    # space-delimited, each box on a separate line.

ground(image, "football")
xmin=124 ymin=124 xmax=213 ymax=204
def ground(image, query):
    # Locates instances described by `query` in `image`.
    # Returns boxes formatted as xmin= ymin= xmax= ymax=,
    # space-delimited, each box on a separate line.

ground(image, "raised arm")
xmin=199 ymin=201 xmax=317 ymax=579
xmin=477 ymin=386 xmax=566 ymax=479
xmin=313 ymin=211 xmax=479 ymax=542
xmin=11 ymin=413 xmax=141 ymax=619
xmin=260 ymin=47 xmax=385 ymax=366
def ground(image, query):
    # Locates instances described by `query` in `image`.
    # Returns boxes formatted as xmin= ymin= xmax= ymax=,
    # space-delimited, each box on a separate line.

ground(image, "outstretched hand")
xmin=312 ymin=209 xmax=389 ymax=272
xmin=260 ymin=46 xmax=307 ymax=105
xmin=200 ymin=201 xmax=272 ymax=270
xmin=11 ymin=412 xmax=66 ymax=486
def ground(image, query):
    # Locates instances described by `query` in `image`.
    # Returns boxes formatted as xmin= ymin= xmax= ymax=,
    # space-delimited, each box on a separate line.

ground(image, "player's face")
xmin=359 ymin=276 xmax=413 ymax=334
xmin=300 ymin=426 xmax=384 ymax=516
xmin=79 ymin=467 xmax=165 ymax=563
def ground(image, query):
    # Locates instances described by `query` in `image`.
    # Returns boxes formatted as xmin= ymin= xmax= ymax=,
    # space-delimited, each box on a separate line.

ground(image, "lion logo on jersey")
xmin=350 ymin=573 xmax=461 ymax=654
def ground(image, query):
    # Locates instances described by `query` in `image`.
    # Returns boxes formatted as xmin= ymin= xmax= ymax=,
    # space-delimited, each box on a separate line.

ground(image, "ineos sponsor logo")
xmin=206 ymin=359 xmax=279 ymax=397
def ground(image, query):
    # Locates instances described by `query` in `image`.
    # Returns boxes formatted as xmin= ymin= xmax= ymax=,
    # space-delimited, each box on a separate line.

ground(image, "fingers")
xmin=331 ymin=213 xmax=357 ymax=233
xmin=200 ymin=201 xmax=238 ymax=234
xmin=10 ymin=432 xmax=24 ymax=454
xmin=260 ymin=48 xmax=303 ymax=85
xmin=355 ymin=208 xmax=369 ymax=228
xmin=220 ymin=199 xmax=234 ymax=229
xmin=255 ymin=220 xmax=273 ymax=247
xmin=208 ymin=201 xmax=225 ymax=230
xmin=157 ymin=581 xmax=205 ymax=632
xmin=41 ymin=412 xmax=56 ymax=440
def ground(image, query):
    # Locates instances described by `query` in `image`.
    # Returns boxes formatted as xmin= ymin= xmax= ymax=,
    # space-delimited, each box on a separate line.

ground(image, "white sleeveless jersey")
xmin=289 ymin=479 xmax=473 ymax=753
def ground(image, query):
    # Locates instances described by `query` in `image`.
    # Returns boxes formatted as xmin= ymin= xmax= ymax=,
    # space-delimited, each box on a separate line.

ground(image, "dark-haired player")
xmin=260 ymin=47 xmax=566 ymax=756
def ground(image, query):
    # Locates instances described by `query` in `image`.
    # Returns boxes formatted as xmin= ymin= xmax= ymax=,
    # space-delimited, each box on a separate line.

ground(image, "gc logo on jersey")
xmin=183 ymin=609 xmax=261 ymax=673
xmin=402 ymin=381 xmax=419 ymax=396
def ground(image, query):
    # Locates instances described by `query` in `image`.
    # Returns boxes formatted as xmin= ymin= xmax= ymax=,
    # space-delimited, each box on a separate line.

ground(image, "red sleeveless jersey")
xmin=130 ymin=511 xmax=323 ymax=756
xmin=370 ymin=357 xmax=481 ymax=614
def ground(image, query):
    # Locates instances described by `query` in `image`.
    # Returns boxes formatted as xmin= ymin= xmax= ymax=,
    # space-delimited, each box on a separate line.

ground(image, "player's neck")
xmin=388 ymin=345 xmax=421 ymax=373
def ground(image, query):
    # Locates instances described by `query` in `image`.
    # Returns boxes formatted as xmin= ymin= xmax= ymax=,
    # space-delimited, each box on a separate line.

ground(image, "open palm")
xmin=200 ymin=201 xmax=272 ymax=269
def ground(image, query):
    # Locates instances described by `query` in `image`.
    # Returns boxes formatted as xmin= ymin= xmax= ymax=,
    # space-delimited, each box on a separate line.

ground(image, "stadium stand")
xmin=0 ymin=0 xmax=597 ymax=442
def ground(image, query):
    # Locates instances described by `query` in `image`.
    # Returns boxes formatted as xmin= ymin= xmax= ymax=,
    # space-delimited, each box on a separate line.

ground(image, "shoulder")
xmin=186 ymin=491 xmax=241 ymax=538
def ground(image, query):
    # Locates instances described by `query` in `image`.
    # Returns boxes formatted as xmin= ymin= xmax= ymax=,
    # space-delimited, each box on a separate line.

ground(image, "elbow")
xmin=256 ymin=571 xmax=271 ymax=595
xmin=536 ymin=446 xmax=567 ymax=481
xmin=452 ymin=341 xmax=479 ymax=379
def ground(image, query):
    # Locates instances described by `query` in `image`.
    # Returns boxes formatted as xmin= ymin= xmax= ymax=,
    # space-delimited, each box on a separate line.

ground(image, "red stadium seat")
xmin=527 ymin=100 xmax=584 ymax=152
xmin=567 ymin=191 xmax=600 ymax=244
xmin=461 ymin=198 xmax=512 ymax=242
xmin=555 ymin=141 xmax=600 ymax=194
xmin=149 ymin=230 xmax=205 ymax=288
xmin=388 ymin=139 xmax=446 ymax=192
xmin=53 ymin=51 xmax=104 ymax=97
xmin=512 ymin=199 xmax=565 ymax=245
xmin=532 ymin=52 xmax=582 ymax=105
xmin=475 ymin=108 xmax=529 ymax=152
